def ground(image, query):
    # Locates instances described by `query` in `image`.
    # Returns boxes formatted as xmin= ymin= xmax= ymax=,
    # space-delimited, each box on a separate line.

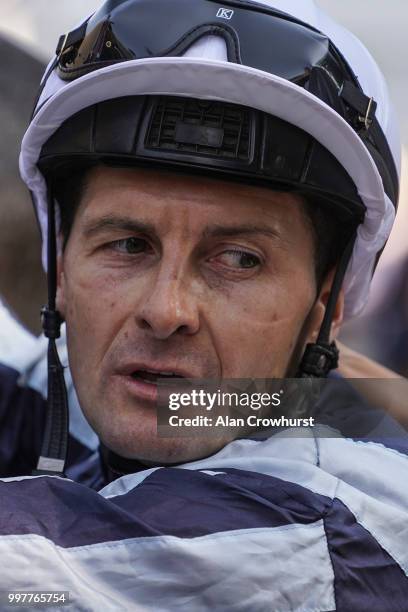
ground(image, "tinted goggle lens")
xmin=58 ymin=0 xmax=348 ymax=88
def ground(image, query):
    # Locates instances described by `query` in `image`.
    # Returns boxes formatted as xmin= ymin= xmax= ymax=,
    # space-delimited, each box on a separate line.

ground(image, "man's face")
xmin=58 ymin=167 xmax=331 ymax=463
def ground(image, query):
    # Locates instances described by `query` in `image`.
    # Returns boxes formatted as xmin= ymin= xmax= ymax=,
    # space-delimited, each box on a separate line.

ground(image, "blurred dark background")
xmin=0 ymin=36 xmax=46 ymax=333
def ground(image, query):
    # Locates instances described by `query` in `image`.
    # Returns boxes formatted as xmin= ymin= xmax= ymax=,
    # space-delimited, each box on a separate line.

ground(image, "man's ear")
xmin=307 ymin=268 xmax=345 ymax=344
xmin=55 ymin=254 xmax=66 ymax=318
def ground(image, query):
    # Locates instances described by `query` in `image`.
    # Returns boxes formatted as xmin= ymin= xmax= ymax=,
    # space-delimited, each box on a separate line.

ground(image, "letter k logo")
xmin=216 ymin=7 xmax=234 ymax=20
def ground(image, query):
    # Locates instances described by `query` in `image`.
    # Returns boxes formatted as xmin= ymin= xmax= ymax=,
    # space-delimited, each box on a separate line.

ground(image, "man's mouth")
xmin=130 ymin=369 xmax=183 ymax=384
xmin=115 ymin=364 xmax=190 ymax=403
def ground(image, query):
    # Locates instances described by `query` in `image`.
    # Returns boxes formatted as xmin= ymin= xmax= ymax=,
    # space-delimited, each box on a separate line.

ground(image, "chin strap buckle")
xmin=299 ymin=341 xmax=339 ymax=378
xmin=41 ymin=306 xmax=62 ymax=340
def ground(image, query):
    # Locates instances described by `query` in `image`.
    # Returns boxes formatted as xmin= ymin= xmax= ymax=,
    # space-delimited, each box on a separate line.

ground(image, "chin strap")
xmin=33 ymin=190 xmax=69 ymax=477
xmin=297 ymin=231 xmax=357 ymax=379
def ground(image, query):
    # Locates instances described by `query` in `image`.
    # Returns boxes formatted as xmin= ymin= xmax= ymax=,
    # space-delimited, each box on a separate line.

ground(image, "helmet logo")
xmin=216 ymin=7 xmax=234 ymax=19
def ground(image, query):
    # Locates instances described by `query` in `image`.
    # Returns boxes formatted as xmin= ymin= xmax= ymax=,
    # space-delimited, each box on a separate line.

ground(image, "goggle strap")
xmin=56 ymin=22 xmax=88 ymax=57
xmin=340 ymin=82 xmax=398 ymax=203
xmin=340 ymin=81 xmax=377 ymax=127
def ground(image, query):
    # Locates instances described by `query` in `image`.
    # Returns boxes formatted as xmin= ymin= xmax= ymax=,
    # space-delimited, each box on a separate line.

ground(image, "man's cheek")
xmin=222 ymin=305 xmax=301 ymax=378
xmin=64 ymin=283 xmax=102 ymax=356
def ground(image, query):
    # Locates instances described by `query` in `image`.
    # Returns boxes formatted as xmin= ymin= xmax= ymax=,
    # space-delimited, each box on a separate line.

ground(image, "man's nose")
xmin=137 ymin=268 xmax=200 ymax=340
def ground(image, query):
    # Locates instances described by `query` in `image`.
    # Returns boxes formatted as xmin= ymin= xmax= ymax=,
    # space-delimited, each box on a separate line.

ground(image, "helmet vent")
xmin=145 ymin=96 xmax=251 ymax=160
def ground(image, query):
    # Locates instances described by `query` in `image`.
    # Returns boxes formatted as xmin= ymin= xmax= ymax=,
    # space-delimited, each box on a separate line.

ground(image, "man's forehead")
xmin=77 ymin=165 xmax=308 ymax=236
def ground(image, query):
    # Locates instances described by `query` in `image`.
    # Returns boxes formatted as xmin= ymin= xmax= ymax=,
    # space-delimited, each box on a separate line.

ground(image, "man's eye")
xmin=110 ymin=237 xmax=148 ymax=254
xmin=215 ymin=249 xmax=260 ymax=269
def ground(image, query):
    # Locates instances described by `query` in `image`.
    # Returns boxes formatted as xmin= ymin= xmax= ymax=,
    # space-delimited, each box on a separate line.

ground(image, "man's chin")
xmin=101 ymin=433 xmax=231 ymax=466
xmin=87 ymin=395 xmax=236 ymax=465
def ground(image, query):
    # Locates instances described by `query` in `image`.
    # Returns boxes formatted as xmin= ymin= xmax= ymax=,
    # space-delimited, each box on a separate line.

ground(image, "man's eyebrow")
xmin=82 ymin=216 xmax=156 ymax=238
xmin=202 ymin=224 xmax=282 ymax=240
xmin=82 ymin=217 xmax=282 ymax=242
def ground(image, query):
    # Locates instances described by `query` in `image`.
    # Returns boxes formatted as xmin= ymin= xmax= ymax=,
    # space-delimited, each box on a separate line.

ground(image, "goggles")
xmin=57 ymin=0 xmax=349 ymax=85
xmin=52 ymin=0 xmax=398 ymax=206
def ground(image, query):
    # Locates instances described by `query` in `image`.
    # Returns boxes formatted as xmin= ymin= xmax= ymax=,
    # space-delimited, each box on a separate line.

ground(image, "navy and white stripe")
xmin=0 ymin=432 xmax=408 ymax=610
